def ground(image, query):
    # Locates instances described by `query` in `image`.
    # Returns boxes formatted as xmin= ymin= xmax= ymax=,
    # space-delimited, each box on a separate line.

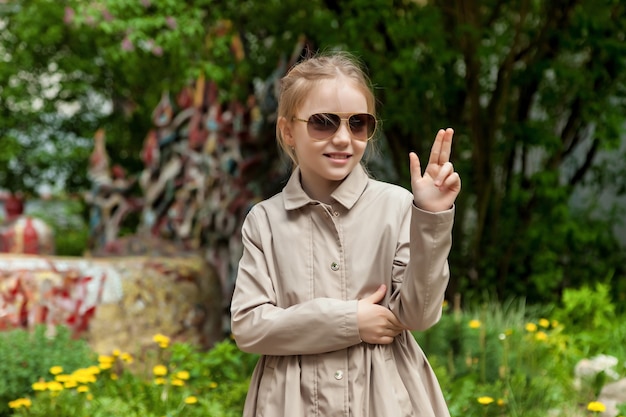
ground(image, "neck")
xmin=299 ymin=174 xmax=339 ymax=205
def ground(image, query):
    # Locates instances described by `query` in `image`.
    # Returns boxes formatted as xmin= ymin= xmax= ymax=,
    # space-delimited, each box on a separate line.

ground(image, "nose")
xmin=331 ymin=120 xmax=351 ymax=146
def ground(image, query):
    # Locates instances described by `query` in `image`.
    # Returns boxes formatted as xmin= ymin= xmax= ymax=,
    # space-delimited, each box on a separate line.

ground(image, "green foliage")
xmin=6 ymin=335 xmax=258 ymax=417
xmin=414 ymin=296 xmax=626 ymax=417
xmin=4 ymin=305 xmax=626 ymax=417
xmin=1 ymin=0 xmax=626 ymax=306
xmin=0 ymin=325 xmax=95 ymax=417
xmin=552 ymin=282 xmax=626 ymax=359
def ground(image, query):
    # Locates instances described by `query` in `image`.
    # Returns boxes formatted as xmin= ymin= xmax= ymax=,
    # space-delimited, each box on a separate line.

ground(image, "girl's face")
xmin=279 ymin=77 xmax=369 ymax=201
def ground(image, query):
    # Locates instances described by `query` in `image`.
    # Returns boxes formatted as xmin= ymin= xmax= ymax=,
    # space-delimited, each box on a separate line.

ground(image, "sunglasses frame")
xmin=292 ymin=112 xmax=377 ymax=141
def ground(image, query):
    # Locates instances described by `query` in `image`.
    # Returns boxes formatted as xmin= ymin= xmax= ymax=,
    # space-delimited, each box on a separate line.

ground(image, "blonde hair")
xmin=276 ymin=51 xmax=377 ymax=166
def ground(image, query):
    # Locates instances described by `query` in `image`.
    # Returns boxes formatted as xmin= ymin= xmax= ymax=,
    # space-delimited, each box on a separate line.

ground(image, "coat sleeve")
xmin=388 ymin=197 xmax=454 ymax=331
xmin=230 ymin=208 xmax=363 ymax=356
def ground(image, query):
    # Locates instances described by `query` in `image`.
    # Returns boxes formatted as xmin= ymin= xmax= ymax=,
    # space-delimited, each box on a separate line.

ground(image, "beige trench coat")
xmin=231 ymin=164 xmax=453 ymax=417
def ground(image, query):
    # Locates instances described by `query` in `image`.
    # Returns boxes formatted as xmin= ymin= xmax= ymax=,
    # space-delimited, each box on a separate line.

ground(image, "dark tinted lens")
xmin=348 ymin=114 xmax=376 ymax=140
xmin=308 ymin=113 xmax=341 ymax=138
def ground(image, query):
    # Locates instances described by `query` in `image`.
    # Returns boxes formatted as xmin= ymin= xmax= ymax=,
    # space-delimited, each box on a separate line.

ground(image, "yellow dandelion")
xmin=98 ymin=355 xmax=115 ymax=364
xmin=153 ymin=364 xmax=168 ymax=376
xmin=87 ymin=393 xmax=93 ymax=401
xmin=477 ymin=396 xmax=494 ymax=405
xmin=538 ymin=318 xmax=550 ymax=328
xmin=468 ymin=319 xmax=482 ymax=329
xmin=175 ymin=370 xmax=190 ymax=380
xmin=72 ymin=372 xmax=97 ymax=384
xmin=77 ymin=386 xmax=89 ymax=393
xmin=587 ymin=401 xmax=606 ymax=413
xmin=8 ymin=398 xmax=32 ymax=409
xmin=13 ymin=398 xmax=30 ymax=409
xmin=535 ymin=331 xmax=548 ymax=341
xmin=32 ymin=381 xmax=47 ymax=391
xmin=154 ymin=377 xmax=166 ymax=385
xmin=47 ymin=381 xmax=64 ymax=392
xmin=64 ymin=380 xmax=78 ymax=389
xmin=110 ymin=373 xmax=119 ymax=381
xmin=184 ymin=396 xmax=198 ymax=404
xmin=153 ymin=333 xmax=171 ymax=348
xmin=121 ymin=353 xmax=134 ymax=363
xmin=50 ymin=366 xmax=64 ymax=375
xmin=497 ymin=398 xmax=505 ymax=406
xmin=172 ymin=379 xmax=185 ymax=387
xmin=112 ymin=349 xmax=121 ymax=357
xmin=55 ymin=374 xmax=71 ymax=382
xmin=84 ymin=366 xmax=101 ymax=375
xmin=551 ymin=320 xmax=559 ymax=328
xmin=209 ymin=381 xmax=218 ymax=389
xmin=525 ymin=322 xmax=537 ymax=332
xmin=99 ymin=362 xmax=113 ymax=370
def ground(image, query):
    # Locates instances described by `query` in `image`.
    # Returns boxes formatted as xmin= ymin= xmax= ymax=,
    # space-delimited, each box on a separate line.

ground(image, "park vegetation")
xmin=1 ymin=1 xmax=625 ymax=415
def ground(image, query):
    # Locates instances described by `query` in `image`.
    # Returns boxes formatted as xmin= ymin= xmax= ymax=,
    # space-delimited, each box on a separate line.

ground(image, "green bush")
xmin=6 ymin=334 xmax=258 ymax=417
xmin=0 ymin=325 xmax=95 ymax=417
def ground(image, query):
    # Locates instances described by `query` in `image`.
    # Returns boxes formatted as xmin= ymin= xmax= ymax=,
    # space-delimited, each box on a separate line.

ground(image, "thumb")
xmin=362 ymin=284 xmax=387 ymax=304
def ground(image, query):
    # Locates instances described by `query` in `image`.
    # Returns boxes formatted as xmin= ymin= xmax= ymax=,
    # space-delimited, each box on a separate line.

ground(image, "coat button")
xmin=330 ymin=262 xmax=339 ymax=271
xmin=333 ymin=211 xmax=339 ymax=217
xmin=334 ymin=370 xmax=343 ymax=380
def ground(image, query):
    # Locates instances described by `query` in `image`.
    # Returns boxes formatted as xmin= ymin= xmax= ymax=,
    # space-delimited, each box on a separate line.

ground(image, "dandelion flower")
xmin=77 ymin=386 xmax=89 ymax=393
xmin=121 ymin=353 xmax=133 ymax=363
xmin=587 ymin=402 xmax=606 ymax=413
xmin=175 ymin=371 xmax=190 ymax=380
xmin=154 ymin=377 xmax=166 ymax=385
xmin=172 ymin=379 xmax=185 ymax=386
xmin=50 ymin=366 xmax=63 ymax=375
xmin=525 ymin=322 xmax=537 ymax=332
xmin=32 ymin=381 xmax=47 ymax=391
xmin=477 ymin=396 xmax=494 ymax=405
xmin=64 ymin=380 xmax=78 ymax=389
xmin=184 ymin=396 xmax=198 ymax=404
xmin=153 ymin=364 xmax=168 ymax=376
xmin=153 ymin=333 xmax=171 ymax=348
xmin=538 ymin=318 xmax=550 ymax=328
xmin=47 ymin=381 xmax=64 ymax=391
xmin=209 ymin=381 xmax=218 ymax=389
xmin=535 ymin=331 xmax=548 ymax=341
xmin=468 ymin=319 xmax=481 ymax=329
xmin=8 ymin=398 xmax=32 ymax=409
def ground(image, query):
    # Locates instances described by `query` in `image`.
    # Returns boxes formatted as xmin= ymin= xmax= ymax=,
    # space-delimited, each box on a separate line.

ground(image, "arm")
xmin=230 ymin=209 xmax=362 ymax=356
xmin=388 ymin=202 xmax=454 ymax=331
xmin=389 ymin=128 xmax=460 ymax=331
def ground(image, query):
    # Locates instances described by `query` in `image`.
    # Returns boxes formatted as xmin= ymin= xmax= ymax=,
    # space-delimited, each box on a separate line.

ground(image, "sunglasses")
xmin=292 ymin=113 xmax=377 ymax=141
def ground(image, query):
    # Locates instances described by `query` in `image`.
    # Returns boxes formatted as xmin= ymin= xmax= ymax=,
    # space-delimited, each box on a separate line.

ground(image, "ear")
xmin=278 ymin=116 xmax=294 ymax=147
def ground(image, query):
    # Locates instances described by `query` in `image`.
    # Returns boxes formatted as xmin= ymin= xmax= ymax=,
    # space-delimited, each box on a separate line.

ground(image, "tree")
xmin=1 ymin=0 xmax=625 ymax=304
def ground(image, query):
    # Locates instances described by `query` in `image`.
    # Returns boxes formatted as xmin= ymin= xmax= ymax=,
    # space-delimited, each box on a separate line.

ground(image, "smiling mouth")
xmin=324 ymin=153 xmax=351 ymax=159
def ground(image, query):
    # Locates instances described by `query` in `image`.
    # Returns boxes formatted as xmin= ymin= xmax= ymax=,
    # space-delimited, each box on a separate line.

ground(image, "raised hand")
xmin=357 ymin=284 xmax=406 ymax=344
xmin=409 ymin=128 xmax=461 ymax=212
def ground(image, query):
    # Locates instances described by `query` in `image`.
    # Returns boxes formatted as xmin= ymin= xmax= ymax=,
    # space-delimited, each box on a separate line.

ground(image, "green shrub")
xmin=0 ymin=325 xmax=95 ymax=417
xmin=6 ymin=334 xmax=258 ymax=417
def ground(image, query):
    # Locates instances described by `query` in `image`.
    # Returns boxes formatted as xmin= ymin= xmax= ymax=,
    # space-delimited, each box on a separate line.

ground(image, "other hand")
xmin=357 ymin=284 xmax=405 ymax=344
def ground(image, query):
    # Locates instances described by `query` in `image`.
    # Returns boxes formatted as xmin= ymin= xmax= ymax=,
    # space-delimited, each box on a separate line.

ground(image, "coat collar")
xmin=283 ymin=164 xmax=369 ymax=211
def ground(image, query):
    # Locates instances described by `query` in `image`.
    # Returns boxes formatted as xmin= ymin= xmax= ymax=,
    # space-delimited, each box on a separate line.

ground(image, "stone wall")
xmin=0 ymin=253 xmax=223 ymax=356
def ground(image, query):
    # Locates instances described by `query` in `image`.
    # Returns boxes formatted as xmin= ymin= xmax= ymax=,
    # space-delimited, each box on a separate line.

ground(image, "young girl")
xmin=231 ymin=51 xmax=461 ymax=417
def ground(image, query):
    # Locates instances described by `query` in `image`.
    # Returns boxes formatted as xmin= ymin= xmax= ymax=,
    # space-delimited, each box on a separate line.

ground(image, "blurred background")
xmin=2 ymin=0 xmax=625 ymax=307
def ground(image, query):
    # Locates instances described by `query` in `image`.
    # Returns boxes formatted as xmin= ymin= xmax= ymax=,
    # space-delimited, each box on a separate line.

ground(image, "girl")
xmin=231 ymin=51 xmax=461 ymax=417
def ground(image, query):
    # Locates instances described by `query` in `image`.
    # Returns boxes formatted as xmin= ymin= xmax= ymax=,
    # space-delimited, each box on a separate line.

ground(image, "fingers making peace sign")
xmin=409 ymin=128 xmax=461 ymax=212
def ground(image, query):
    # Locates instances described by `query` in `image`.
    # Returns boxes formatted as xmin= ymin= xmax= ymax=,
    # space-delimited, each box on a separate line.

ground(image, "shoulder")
xmin=244 ymin=192 xmax=284 ymax=224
